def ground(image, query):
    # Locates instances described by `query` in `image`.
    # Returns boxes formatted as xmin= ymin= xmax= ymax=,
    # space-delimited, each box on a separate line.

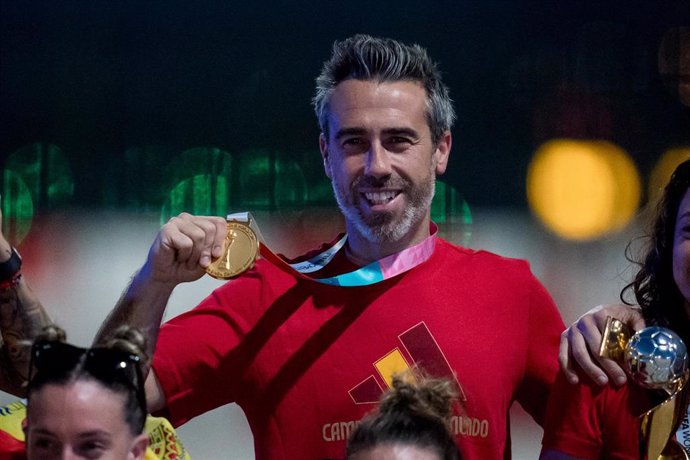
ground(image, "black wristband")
xmin=0 ymin=248 xmax=22 ymax=281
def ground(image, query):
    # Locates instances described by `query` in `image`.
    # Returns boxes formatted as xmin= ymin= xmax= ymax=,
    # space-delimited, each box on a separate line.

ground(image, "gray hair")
xmin=313 ymin=34 xmax=456 ymax=145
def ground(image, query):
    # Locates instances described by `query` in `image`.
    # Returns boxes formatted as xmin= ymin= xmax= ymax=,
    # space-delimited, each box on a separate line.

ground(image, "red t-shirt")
xmin=153 ymin=237 xmax=564 ymax=460
xmin=541 ymin=371 xmax=657 ymax=459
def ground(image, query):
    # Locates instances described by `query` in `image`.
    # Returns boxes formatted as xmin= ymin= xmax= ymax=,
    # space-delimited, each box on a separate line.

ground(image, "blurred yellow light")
xmin=648 ymin=147 xmax=690 ymax=206
xmin=527 ymin=139 xmax=641 ymax=241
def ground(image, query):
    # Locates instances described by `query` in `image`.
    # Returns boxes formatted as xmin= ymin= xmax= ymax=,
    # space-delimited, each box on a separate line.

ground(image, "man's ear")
xmin=433 ymin=131 xmax=452 ymax=176
xmin=319 ymin=133 xmax=332 ymax=179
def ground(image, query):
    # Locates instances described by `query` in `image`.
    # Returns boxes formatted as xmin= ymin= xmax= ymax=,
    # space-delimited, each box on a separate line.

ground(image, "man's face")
xmin=319 ymin=80 xmax=450 ymax=244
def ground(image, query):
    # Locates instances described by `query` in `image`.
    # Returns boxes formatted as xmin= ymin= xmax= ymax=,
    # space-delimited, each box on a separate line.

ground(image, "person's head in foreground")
xmin=624 ymin=158 xmax=690 ymax=343
xmin=24 ymin=325 xmax=149 ymax=460
xmin=346 ymin=371 xmax=461 ymax=460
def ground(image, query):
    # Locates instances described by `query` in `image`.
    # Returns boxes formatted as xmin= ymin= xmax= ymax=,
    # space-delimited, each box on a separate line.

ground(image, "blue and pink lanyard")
xmin=259 ymin=225 xmax=438 ymax=287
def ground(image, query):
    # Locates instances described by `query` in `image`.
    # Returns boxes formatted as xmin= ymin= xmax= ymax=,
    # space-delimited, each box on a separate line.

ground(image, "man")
xmin=0 ymin=205 xmax=51 ymax=396
xmin=95 ymin=35 xmax=565 ymax=459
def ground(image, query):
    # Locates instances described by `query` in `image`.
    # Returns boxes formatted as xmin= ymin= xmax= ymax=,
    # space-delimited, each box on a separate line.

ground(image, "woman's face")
xmin=349 ymin=443 xmax=442 ymax=460
xmin=25 ymin=379 xmax=148 ymax=460
xmin=673 ymin=188 xmax=690 ymax=308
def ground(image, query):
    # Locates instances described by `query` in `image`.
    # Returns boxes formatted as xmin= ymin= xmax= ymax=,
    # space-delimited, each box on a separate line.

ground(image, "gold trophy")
xmin=599 ymin=317 xmax=690 ymax=459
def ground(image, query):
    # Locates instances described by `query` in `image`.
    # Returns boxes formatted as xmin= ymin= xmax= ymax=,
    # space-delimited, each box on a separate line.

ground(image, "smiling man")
xmin=95 ymin=35 xmax=565 ymax=459
xmin=319 ymin=78 xmax=450 ymax=262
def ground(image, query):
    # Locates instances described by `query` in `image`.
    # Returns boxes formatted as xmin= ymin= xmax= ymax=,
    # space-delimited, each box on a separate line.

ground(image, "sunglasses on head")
xmin=29 ymin=340 xmax=146 ymax=414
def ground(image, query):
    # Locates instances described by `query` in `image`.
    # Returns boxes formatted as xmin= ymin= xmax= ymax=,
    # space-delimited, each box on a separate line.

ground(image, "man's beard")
xmin=331 ymin=169 xmax=436 ymax=244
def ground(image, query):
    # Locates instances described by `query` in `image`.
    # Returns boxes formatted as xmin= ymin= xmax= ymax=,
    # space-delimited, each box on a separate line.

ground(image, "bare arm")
xmin=94 ymin=213 xmax=227 ymax=387
xmin=559 ymin=303 xmax=645 ymax=386
xmin=0 ymin=211 xmax=51 ymax=396
xmin=144 ymin=370 xmax=166 ymax=413
xmin=97 ymin=265 xmax=178 ymax=370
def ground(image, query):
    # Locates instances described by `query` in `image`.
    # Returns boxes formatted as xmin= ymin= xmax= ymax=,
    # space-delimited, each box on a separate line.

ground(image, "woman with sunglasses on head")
xmin=540 ymin=159 xmax=690 ymax=459
xmin=24 ymin=325 xmax=149 ymax=460
xmin=346 ymin=371 xmax=461 ymax=460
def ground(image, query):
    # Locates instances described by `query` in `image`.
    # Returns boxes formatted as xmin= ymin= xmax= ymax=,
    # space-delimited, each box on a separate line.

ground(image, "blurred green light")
xmin=431 ymin=180 xmax=472 ymax=224
xmin=431 ymin=180 xmax=472 ymax=246
xmin=274 ymin=157 xmax=307 ymax=208
xmin=1 ymin=170 xmax=34 ymax=245
xmin=161 ymin=147 xmax=233 ymax=221
xmin=5 ymin=143 xmax=74 ymax=208
xmin=238 ymin=150 xmax=306 ymax=210
xmin=103 ymin=146 xmax=175 ymax=211
xmin=161 ymin=175 xmax=230 ymax=224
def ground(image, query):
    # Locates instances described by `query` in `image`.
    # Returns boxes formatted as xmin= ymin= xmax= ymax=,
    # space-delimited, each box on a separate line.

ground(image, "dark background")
xmin=1 ymin=0 xmax=688 ymax=210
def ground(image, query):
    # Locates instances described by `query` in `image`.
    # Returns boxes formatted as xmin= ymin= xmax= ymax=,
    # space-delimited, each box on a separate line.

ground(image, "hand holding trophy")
xmin=600 ymin=316 xmax=690 ymax=459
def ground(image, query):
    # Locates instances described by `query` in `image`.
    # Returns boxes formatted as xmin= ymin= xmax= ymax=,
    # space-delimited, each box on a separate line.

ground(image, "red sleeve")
xmin=541 ymin=371 xmax=649 ymax=459
xmin=541 ymin=372 xmax=606 ymax=458
xmin=151 ymin=270 xmax=267 ymax=427
xmin=514 ymin=272 xmax=564 ymax=425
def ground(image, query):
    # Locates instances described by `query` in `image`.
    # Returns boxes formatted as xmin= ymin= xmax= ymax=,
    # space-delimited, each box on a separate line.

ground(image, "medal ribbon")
xmin=259 ymin=225 xmax=437 ymax=287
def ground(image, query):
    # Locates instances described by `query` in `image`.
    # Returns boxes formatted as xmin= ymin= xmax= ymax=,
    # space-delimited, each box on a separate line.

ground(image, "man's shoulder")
xmin=436 ymin=237 xmax=531 ymax=271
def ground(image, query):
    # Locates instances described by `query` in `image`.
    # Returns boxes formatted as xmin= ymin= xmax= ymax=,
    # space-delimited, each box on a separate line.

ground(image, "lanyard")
xmin=259 ymin=225 xmax=438 ymax=287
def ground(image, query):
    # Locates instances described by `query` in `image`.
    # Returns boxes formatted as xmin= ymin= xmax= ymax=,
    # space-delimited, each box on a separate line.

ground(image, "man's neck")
xmin=344 ymin=219 xmax=432 ymax=266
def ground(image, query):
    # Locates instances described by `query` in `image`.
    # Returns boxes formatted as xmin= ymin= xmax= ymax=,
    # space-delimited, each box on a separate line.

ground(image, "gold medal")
xmin=205 ymin=221 xmax=259 ymax=279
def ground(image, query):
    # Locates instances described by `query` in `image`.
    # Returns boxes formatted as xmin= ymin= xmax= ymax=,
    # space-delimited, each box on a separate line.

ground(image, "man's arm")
xmin=94 ymin=213 xmax=227 ymax=399
xmin=144 ymin=371 xmax=167 ymax=413
xmin=559 ymin=304 xmax=645 ymax=386
xmin=0 ymin=210 xmax=51 ymax=396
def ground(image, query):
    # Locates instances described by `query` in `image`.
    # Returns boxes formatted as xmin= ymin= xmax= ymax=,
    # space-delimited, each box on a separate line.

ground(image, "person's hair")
xmin=621 ymin=159 xmax=690 ymax=343
xmin=346 ymin=371 xmax=461 ymax=459
xmin=313 ymin=34 xmax=456 ymax=145
xmin=27 ymin=325 xmax=149 ymax=435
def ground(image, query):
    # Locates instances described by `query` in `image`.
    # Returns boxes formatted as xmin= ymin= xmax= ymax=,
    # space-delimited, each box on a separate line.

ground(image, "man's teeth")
xmin=364 ymin=191 xmax=397 ymax=204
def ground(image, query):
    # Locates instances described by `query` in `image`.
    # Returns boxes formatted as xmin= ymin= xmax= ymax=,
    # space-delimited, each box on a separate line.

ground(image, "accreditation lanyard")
xmin=258 ymin=224 xmax=438 ymax=287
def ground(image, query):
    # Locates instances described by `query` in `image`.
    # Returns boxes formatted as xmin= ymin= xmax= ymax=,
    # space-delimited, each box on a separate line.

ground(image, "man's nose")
xmin=364 ymin=142 xmax=392 ymax=178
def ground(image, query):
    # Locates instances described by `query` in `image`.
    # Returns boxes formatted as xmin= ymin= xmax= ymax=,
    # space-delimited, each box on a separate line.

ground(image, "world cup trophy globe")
xmin=624 ymin=326 xmax=689 ymax=392
xmin=599 ymin=318 xmax=690 ymax=459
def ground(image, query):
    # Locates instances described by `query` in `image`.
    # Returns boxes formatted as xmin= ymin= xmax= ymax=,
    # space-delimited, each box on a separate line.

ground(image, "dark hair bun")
xmin=35 ymin=324 xmax=67 ymax=344
xmin=379 ymin=371 xmax=458 ymax=428
xmin=105 ymin=325 xmax=149 ymax=366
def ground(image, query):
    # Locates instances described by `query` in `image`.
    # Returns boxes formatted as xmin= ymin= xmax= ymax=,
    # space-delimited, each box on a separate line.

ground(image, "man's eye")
xmin=385 ymin=137 xmax=413 ymax=152
xmin=391 ymin=137 xmax=411 ymax=143
xmin=343 ymin=138 xmax=363 ymax=145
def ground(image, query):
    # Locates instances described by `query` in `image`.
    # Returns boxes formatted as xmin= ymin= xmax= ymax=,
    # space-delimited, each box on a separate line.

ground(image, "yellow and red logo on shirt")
xmin=321 ymin=321 xmax=490 ymax=443
xmin=348 ymin=321 xmax=465 ymax=404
